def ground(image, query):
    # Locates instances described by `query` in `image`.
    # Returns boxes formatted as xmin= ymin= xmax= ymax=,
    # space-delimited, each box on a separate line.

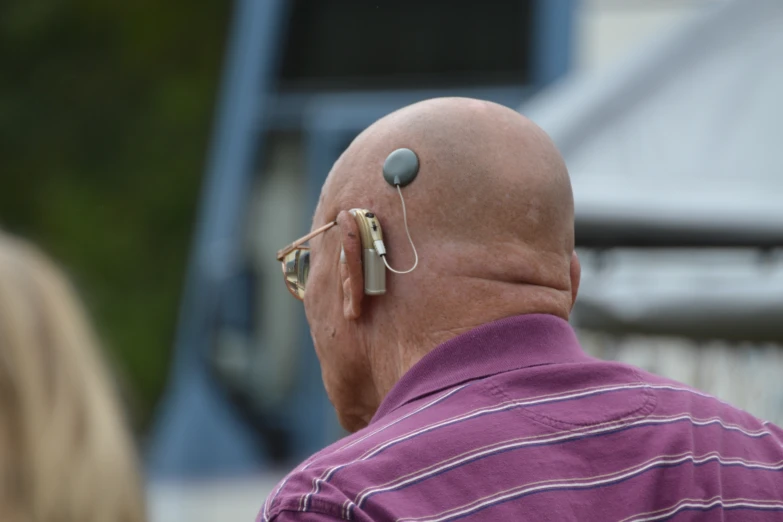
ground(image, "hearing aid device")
xmin=383 ymin=148 xmax=419 ymax=187
xmin=349 ymin=209 xmax=387 ymax=295
xmin=343 ymin=148 xmax=420 ymax=296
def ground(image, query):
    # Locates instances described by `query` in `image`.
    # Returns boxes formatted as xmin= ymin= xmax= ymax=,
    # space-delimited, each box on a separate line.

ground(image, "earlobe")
xmin=337 ymin=211 xmax=365 ymax=320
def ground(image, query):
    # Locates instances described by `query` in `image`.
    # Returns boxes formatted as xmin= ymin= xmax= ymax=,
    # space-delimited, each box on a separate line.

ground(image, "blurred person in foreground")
xmin=0 ymin=231 xmax=147 ymax=522
xmin=263 ymin=98 xmax=783 ymax=521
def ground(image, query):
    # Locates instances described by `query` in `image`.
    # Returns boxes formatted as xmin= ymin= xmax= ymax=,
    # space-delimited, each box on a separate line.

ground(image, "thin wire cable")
xmin=383 ymin=185 xmax=418 ymax=274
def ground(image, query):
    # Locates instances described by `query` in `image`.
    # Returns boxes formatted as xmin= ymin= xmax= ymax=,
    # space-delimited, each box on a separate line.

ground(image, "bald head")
xmin=305 ymin=98 xmax=579 ymax=431
xmin=319 ymin=97 xmax=574 ymax=294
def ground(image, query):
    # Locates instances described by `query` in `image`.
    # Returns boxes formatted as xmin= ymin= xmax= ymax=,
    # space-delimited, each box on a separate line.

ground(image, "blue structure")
xmin=148 ymin=0 xmax=575 ymax=478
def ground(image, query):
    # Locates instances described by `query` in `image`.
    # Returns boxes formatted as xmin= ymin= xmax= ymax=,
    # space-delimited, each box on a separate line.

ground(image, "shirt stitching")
xmin=486 ymin=367 xmax=657 ymax=431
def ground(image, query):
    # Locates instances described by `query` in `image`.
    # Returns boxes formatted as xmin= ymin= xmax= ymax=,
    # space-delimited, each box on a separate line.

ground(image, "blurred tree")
xmin=0 ymin=1 xmax=230 ymax=433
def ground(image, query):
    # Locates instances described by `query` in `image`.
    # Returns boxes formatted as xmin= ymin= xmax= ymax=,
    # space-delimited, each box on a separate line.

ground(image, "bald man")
xmin=261 ymin=98 xmax=783 ymax=522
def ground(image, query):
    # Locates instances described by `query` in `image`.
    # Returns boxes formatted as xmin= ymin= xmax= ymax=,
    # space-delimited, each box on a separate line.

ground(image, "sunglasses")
xmin=276 ymin=220 xmax=337 ymax=300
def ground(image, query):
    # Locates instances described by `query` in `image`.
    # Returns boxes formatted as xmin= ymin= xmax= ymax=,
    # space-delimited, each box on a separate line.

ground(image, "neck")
xmin=367 ymin=275 xmax=572 ymax=402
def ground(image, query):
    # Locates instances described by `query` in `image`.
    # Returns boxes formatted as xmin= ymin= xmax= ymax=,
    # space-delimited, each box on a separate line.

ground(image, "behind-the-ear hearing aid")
xmin=347 ymin=209 xmax=387 ymax=295
xmin=342 ymin=148 xmax=421 ymax=296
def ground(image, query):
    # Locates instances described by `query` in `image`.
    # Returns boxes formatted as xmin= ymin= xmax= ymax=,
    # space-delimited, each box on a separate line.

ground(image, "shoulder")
xmin=260 ymin=387 xmax=476 ymax=522
xmin=632 ymin=366 xmax=781 ymax=433
xmin=260 ymin=451 xmax=355 ymax=522
xmin=260 ymin=437 xmax=413 ymax=522
xmin=263 ymin=509 xmax=345 ymax=522
xmin=259 ymin=409 xmax=416 ymax=522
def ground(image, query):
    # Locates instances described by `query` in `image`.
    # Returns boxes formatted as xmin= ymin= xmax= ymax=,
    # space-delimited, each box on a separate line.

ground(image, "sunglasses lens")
xmin=281 ymin=248 xmax=309 ymax=300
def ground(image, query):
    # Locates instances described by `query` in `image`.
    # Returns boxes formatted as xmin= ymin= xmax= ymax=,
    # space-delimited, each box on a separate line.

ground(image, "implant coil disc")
xmin=383 ymin=148 xmax=419 ymax=187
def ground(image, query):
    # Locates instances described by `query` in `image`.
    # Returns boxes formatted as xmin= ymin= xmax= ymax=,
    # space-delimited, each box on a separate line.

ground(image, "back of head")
xmin=307 ymin=97 xmax=580 ymax=431
xmin=0 ymin=232 xmax=146 ymax=522
xmin=324 ymin=98 xmax=576 ymax=323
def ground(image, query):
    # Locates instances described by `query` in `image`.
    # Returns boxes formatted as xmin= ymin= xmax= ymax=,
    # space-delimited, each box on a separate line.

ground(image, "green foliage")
xmin=0 ymin=1 xmax=231 ymax=431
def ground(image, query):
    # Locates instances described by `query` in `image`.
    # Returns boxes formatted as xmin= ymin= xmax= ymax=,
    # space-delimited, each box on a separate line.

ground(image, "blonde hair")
xmin=0 ymin=232 xmax=147 ymax=522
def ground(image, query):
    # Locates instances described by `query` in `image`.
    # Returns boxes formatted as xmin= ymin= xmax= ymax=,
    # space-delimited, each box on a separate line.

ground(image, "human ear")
xmin=337 ymin=210 xmax=364 ymax=320
xmin=569 ymin=251 xmax=581 ymax=310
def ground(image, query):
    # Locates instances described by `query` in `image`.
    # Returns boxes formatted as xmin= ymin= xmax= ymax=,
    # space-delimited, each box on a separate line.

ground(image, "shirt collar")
xmin=371 ymin=313 xmax=589 ymax=423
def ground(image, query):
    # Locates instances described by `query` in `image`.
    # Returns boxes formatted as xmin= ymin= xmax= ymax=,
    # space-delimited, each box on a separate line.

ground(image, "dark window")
xmin=280 ymin=0 xmax=535 ymax=91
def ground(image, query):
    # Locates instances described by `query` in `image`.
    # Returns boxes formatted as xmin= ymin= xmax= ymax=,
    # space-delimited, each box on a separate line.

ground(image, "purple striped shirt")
xmin=259 ymin=314 xmax=783 ymax=521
